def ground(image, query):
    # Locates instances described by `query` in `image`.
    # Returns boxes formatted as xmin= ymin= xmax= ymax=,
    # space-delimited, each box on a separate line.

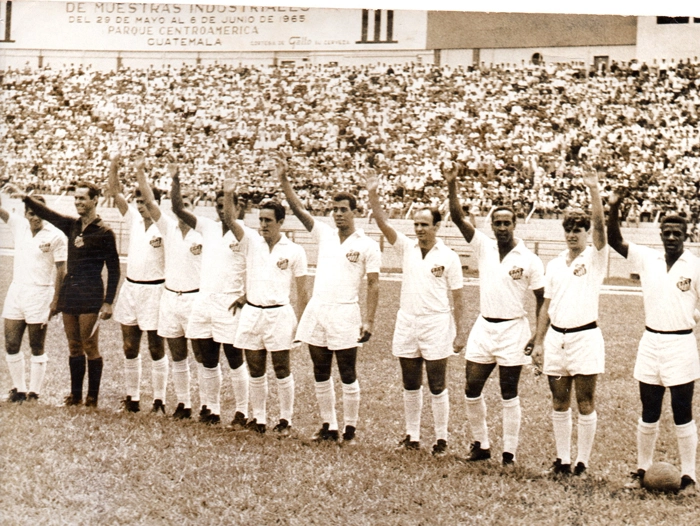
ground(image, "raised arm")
xmin=606 ymin=188 xmax=629 ymax=258
xmin=106 ymin=153 xmax=129 ymax=216
xmin=276 ymin=153 xmax=315 ymax=232
xmin=582 ymin=165 xmax=605 ymax=250
xmin=22 ymin=195 xmax=74 ymax=235
xmin=222 ymin=178 xmax=245 ymax=241
xmin=133 ymin=150 xmax=161 ymax=222
xmin=365 ymin=172 xmax=397 ymax=245
xmin=443 ymin=162 xmax=475 ymax=243
xmin=170 ymin=169 xmax=197 ymax=229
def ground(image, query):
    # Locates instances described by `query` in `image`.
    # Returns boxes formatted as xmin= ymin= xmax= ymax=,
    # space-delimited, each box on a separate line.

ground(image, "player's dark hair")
xmin=660 ymin=214 xmax=688 ymax=234
xmin=562 ymin=208 xmax=591 ymax=232
xmin=333 ymin=192 xmax=357 ymax=211
xmin=261 ymin=199 xmax=285 ymax=222
xmin=415 ymin=207 xmax=441 ymax=226
xmin=491 ymin=206 xmax=516 ymax=223
xmin=134 ymin=185 xmax=162 ymax=204
xmin=76 ymin=181 xmax=101 ymax=199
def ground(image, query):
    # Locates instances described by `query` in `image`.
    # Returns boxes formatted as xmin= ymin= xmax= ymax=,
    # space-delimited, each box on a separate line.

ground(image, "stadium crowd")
xmin=2 ymin=58 xmax=700 ymax=223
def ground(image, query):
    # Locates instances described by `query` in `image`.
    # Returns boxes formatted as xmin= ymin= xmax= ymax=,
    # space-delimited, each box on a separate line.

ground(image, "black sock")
xmin=69 ymin=355 xmax=87 ymax=399
xmin=87 ymin=357 xmax=104 ymax=400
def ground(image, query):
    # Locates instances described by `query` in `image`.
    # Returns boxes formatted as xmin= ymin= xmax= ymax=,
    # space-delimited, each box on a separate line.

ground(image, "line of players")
xmin=2 ymin=153 xmax=698 ymax=491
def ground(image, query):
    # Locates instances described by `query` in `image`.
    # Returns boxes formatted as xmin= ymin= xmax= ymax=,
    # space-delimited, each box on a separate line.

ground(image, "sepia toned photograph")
xmin=2 ymin=0 xmax=700 ymax=523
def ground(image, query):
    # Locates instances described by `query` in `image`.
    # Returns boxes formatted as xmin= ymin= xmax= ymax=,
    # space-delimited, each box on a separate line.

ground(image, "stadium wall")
xmin=636 ymin=16 xmax=700 ymax=65
xmin=440 ymin=45 xmax=636 ymax=68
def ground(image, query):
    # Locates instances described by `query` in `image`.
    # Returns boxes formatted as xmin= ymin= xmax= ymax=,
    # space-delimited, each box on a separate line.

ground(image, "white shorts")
xmin=634 ymin=330 xmax=700 ymax=387
xmin=392 ymin=309 xmax=455 ymax=361
xmin=235 ymin=303 xmax=297 ymax=352
xmin=466 ymin=315 xmax=532 ymax=367
xmin=157 ymin=288 xmax=198 ymax=339
xmin=296 ymin=298 xmax=362 ymax=350
xmin=113 ymin=280 xmax=163 ymax=331
xmin=186 ymin=292 xmax=241 ymax=345
xmin=2 ymin=282 xmax=54 ymax=325
xmin=543 ymin=326 xmax=605 ymax=377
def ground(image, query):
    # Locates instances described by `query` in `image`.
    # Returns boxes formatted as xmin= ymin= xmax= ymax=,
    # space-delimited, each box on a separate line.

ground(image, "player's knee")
xmin=428 ymin=383 xmax=446 ymax=396
xmin=274 ymin=363 xmax=291 ymax=379
xmin=5 ymin=341 xmax=21 ymax=355
xmin=338 ymin=365 xmax=357 ymax=385
xmin=223 ymin=345 xmax=244 ymax=369
xmin=123 ymin=345 xmax=140 ymax=360
xmin=501 ymin=385 xmax=518 ymax=400
xmin=577 ymin=399 xmax=595 ymax=415
xmin=67 ymin=339 xmax=84 ymax=357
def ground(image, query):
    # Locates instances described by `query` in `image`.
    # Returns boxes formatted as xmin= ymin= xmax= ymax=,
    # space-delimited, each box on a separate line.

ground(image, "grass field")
xmin=0 ymin=255 xmax=698 ymax=525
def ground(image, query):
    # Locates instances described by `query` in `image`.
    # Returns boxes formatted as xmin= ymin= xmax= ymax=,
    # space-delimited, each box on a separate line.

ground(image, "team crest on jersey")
xmin=431 ymin=265 xmax=445 ymax=278
xmin=150 ymin=236 xmax=163 ymax=248
xmin=39 ymin=242 xmax=51 ymax=253
xmin=277 ymin=258 xmax=289 ymax=270
xmin=573 ymin=264 xmax=587 ymax=277
xmin=190 ymin=243 xmax=202 ymax=256
xmin=74 ymin=236 xmax=85 ymax=248
xmin=229 ymin=242 xmax=241 ymax=253
xmin=509 ymin=267 xmax=524 ymax=280
xmin=346 ymin=250 xmax=360 ymax=263
xmin=677 ymin=277 xmax=691 ymax=292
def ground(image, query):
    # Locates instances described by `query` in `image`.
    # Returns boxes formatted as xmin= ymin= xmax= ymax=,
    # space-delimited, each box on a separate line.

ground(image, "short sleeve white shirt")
xmin=311 ymin=221 xmax=382 ymax=304
xmin=471 ymin=230 xmax=545 ymax=319
xmin=195 ymin=216 xmax=246 ymax=295
xmin=241 ymin=231 xmax=307 ymax=306
xmin=8 ymin=213 xmax=67 ymax=286
xmin=124 ymin=206 xmax=165 ymax=281
xmin=156 ymin=214 xmax=202 ymax=292
xmin=545 ymin=245 xmax=609 ymax=328
xmin=627 ymin=242 xmax=700 ymax=331
xmin=394 ymin=232 xmax=463 ymax=316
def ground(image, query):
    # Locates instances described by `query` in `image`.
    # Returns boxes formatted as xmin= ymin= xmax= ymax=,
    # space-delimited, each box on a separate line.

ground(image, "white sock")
xmin=575 ymin=411 xmax=597 ymax=467
xmin=431 ymin=389 xmax=449 ymax=442
xmin=465 ymin=395 xmax=490 ymax=449
xmin=676 ymin=420 xmax=698 ymax=481
xmin=502 ymin=396 xmax=521 ymax=457
xmin=197 ymin=362 xmax=207 ymax=409
xmin=171 ymin=359 xmax=191 ymax=408
xmin=152 ymin=356 xmax=169 ymax=403
xmin=342 ymin=380 xmax=361 ymax=429
xmin=277 ymin=374 xmax=294 ymax=424
xmin=29 ymin=354 xmax=48 ymax=395
xmin=230 ymin=364 xmax=249 ymax=417
xmin=202 ymin=364 xmax=221 ymax=415
xmin=314 ymin=378 xmax=338 ymax=431
xmin=5 ymin=353 xmax=26 ymax=392
xmin=124 ymin=355 xmax=142 ymax=401
xmin=249 ymin=375 xmax=268 ymax=425
xmin=404 ymin=387 xmax=423 ymax=442
xmin=552 ymin=409 xmax=572 ymax=465
xmin=637 ymin=419 xmax=659 ymax=471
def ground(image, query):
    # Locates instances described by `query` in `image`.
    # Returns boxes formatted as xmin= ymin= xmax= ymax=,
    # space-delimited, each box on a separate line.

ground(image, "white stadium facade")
xmin=0 ymin=2 xmax=699 ymax=71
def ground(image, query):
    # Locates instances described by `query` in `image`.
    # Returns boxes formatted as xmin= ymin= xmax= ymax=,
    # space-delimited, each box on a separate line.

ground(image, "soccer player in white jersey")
xmin=608 ymin=190 xmax=699 ymax=492
xmin=1 ymin=194 xmax=66 ymax=402
xmin=107 ymin=153 xmax=167 ymax=414
xmin=366 ymin=172 xmax=466 ymax=456
xmin=530 ymin=167 xmax=607 ymax=478
xmin=444 ymin=163 xmax=545 ymax=466
xmin=278 ymin=155 xmax=380 ymax=443
xmin=171 ymin=167 xmax=249 ymax=427
xmin=222 ymin=177 xmax=309 ymax=435
xmin=133 ymin=153 xmax=203 ymax=420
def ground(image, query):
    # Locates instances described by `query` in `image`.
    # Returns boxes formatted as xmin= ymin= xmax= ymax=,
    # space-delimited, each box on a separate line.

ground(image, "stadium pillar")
xmin=434 ymin=49 xmax=441 ymax=66
xmin=116 ymin=54 xmax=123 ymax=70
xmin=38 ymin=53 xmax=43 ymax=69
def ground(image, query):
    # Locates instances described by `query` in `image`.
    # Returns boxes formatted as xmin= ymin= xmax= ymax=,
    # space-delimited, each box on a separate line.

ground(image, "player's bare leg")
xmin=465 ymin=361 xmax=497 ymax=461
xmin=426 ymin=358 xmax=449 ymax=457
xmin=336 ymin=348 xmax=360 ymax=442
xmin=223 ymin=344 xmax=249 ymax=429
xmin=121 ymin=324 xmax=143 ymax=412
xmin=168 ymin=336 xmax=192 ymax=419
xmin=4 ymin=319 xmax=28 ymax=402
xmin=147 ymin=330 xmax=167 ymax=413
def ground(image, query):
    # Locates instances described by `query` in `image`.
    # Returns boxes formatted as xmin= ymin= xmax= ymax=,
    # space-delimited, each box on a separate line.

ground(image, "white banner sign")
xmin=0 ymin=1 xmax=427 ymax=51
